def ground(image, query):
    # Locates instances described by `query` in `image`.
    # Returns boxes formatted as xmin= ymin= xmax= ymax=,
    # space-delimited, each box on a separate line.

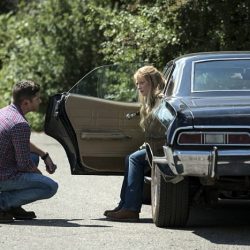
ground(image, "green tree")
xmin=99 ymin=1 xmax=183 ymax=68
xmin=0 ymin=0 xmax=107 ymax=130
xmin=1 ymin=0 xmax=250 ymax=131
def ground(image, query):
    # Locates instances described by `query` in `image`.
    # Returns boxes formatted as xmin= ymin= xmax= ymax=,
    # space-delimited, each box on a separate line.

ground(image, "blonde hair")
xmin=134 ymin=65 xmax=165 ymax=130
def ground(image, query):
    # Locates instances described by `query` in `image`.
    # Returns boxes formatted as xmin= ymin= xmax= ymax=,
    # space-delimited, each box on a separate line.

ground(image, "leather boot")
xmin=106 ymin=209 xmax=139 ymax=222
xmin=104 ymin=206 xmax=121 ymax=216
xmin=8 ymin=206 xmax=36 ymax=220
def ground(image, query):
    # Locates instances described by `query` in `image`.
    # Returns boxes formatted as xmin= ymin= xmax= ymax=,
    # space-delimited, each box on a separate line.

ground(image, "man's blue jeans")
xmin=0 ymin=153 xmax=58 ymax=211
xmin=118 ymin=149 xmax=149 ymax=212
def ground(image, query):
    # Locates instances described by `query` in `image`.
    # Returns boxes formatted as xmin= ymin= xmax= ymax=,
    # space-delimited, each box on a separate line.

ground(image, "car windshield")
xmin=193 ymin=59 xmax=250 ymax=92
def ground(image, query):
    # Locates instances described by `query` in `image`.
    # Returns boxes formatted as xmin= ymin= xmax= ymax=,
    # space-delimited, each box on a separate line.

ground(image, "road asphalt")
xmin=0 ymin=132 xmax=250 ymax=250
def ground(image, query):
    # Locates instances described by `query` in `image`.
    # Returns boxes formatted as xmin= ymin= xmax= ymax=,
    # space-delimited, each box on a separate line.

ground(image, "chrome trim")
xmin=217 ymin=149 xmax=250 ymax=156
xmin=164 ymin=146 xmax=179 ymax=176
xmin=145 ymin=143 xmax=153 ymax=168
xmin=81 ymin=131 xmax=130 ymax=140
xmin=163 ymin=146 xmax=215 ymax=177
xmin=191 ymin=58 xmax=250 ymax=93
xmin=68 ymin=64 xmax=114 ymax=93
xmin=192 ymin=89 xmax=250 ymax=93
xmin=172 ymin=126 xmax=250 ymax=145
xmin=177 ymin=131 xmax=250 ymax=146
xmin=194 ymin=58 xmax=250 ymax=63
xmin=166 ymin=114 xmax=177 ymax=136
xmin=165 ymin=176 xmax=184 ymax=184
xmin=210 ymin=147 xmax=217 ymax=178
xmin=194 ymin=125 xmax=250 ymax=129
xmin=170 ymin=126 xmax=193 ymax=145
xmin=162 ymin=146 xmax=250 ymax=177
xmin=144 ymin=176 xmax=151 ymax=184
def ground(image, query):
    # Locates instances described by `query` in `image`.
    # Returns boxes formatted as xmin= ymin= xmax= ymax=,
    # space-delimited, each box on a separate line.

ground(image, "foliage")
xmin=99 ymin=1 xmax=186 ymax=68
xmin=0 ymin=0 xmax=18 ymax=14
xmin=100 ymin=0 xmax=250 ymax=67
xmin=0 ymin=0 xmax=107 ymax=130
xmin=26 ymin=112 xmax=45 ymax=132
xmin=0 ymin=0 xmax=106 ymax=99
xmin=1 ymin=0 xmax=250 ymax=130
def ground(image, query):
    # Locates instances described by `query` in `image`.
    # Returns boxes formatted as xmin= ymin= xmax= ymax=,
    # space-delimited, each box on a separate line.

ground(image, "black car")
xmin=45 ymin=52 xmax=250 ymax=228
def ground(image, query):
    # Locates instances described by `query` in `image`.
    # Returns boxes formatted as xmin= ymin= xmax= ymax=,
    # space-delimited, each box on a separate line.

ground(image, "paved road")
xmin=1 ymin=133 xmax=250 ymax=250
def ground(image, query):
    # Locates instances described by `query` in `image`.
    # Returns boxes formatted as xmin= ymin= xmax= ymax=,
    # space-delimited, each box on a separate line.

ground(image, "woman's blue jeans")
xmin=0 ymin=153 xmax=58 ymax=211
xmin=118 ymin=149 xmax=149 ymax=212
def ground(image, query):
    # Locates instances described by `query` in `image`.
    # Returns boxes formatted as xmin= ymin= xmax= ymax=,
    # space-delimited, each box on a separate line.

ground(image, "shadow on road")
xmin=4 ymin=219 xmax=113 ymax=228
xmin=93 ymin=217 xmax=153 ymax=224
xmin=185 ymin=199 xmax=250 ymax=246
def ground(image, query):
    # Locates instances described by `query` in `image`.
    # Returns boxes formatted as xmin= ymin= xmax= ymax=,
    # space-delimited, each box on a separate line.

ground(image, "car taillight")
xmin=178 ymin=133 xmax=202 ymax=144
xmin=178 ymin=132 xmax=250 ymax=145
xmin=228 ymin=134 xmax=250 ymax=144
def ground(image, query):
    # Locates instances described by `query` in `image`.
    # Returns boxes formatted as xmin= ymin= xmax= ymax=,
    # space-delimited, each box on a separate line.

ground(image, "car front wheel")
xmin=151 ymin=164 xmax=190 ymax=228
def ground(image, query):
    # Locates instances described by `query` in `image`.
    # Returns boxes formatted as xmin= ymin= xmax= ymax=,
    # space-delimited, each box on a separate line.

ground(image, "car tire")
xmin=151 ymin=164 xmax=190 ymax=228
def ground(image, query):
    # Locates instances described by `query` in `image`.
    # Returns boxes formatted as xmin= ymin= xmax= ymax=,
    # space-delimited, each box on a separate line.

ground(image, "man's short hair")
xmin=12 ymin=80 xmax=40 ymax=105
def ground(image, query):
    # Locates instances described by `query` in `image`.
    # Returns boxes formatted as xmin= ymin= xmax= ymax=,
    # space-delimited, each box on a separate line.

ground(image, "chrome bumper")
xmin=151 ymin=146 xmax=250 ymax=178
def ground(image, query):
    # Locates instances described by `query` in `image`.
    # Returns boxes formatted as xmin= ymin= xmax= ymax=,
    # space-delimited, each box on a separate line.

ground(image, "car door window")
xmin=68 ymin=64 xmax=141 ymax=102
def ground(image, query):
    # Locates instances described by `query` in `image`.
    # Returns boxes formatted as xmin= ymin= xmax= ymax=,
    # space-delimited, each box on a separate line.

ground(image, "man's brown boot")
xmin=106 ymin=209 xmax=139 ymax=222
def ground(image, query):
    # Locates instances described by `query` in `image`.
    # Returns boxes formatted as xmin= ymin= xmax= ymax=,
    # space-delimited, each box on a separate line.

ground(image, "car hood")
xmin=180 ymin=96 xmax=250 ymax=126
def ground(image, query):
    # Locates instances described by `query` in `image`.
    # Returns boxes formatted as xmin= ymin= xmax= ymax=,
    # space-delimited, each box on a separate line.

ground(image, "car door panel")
xmin=45 ymin=64 xmax=145 ymax=175
xmin=64 ymin=93 xmax=144 ymax=172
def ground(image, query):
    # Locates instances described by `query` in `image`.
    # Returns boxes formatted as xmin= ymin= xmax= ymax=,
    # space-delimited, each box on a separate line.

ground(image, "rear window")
xmin=193 ymin=59 xmax=250 ymax=91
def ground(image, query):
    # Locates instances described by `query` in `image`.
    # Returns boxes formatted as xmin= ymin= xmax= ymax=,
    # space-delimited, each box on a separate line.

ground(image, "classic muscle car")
xmin=45 ymin=52 xmax=250 ymax=228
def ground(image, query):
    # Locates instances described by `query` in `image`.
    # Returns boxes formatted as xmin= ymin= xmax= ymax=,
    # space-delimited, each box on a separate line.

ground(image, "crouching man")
xmin=0 ymin=80 xmax=58 ymax=223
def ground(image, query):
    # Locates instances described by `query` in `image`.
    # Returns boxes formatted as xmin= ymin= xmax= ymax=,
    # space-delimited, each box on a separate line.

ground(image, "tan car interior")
xmin=65 ymin=94 xmax=144 ymax=172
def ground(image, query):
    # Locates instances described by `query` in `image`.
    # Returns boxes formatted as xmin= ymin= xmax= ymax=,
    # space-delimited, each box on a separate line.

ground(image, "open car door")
xmin=45 ymin=64 xmax=144 ymax=175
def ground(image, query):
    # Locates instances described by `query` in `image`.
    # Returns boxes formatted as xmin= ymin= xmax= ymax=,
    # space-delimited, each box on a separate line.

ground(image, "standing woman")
xmin=104 ymin=65 xmax=166 ymax=222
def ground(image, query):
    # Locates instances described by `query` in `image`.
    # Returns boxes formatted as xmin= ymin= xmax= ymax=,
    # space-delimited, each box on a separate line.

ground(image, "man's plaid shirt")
xmin=0 ymin=104 xmax=37 ymax=181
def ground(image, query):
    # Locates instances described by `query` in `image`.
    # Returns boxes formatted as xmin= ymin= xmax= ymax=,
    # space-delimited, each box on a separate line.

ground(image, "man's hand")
xmin=42 ymin=153 xmax=57 ymax=174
